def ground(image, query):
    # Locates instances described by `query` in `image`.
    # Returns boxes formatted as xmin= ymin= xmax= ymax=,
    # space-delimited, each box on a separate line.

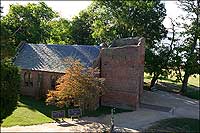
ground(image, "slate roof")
xmin=13 ymin=43 xmax=100 ymax=73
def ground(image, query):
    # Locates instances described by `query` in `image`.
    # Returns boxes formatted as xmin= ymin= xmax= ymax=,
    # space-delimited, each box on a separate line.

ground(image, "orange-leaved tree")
xmin=46 ymin=59 xmax=105 ymax=110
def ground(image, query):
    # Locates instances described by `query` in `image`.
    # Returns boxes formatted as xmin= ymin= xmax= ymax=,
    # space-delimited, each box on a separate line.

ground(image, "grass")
xmin=144 ymin=73 xmax=200 ymax=100
xmin=144 ymin=73 xmax=200 ymax=87
xmin=145 ymin=118 xmax=200 ymax=132
xmin=1 ymin=96 xmax=62 ymax=127
xmin=1 ymin=96 xmax=131 ymax=127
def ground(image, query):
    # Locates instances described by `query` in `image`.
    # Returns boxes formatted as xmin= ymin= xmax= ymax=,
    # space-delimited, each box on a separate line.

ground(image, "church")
xmin=13 ymin=37 xmax=145 ymax=110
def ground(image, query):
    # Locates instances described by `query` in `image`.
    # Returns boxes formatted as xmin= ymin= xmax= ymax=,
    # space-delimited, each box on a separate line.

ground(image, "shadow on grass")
xmin=145 ymin=118 xmax=200 ymax=132
xmin=19 ymin=96 xmax=132 ymax=119
xmin=19 ymin=96 xmax=64 ymax=118
xmin=158 ymin=76 xmax=179 ymax=83
xmin=147 ymin=81 xmax=200 ymax=100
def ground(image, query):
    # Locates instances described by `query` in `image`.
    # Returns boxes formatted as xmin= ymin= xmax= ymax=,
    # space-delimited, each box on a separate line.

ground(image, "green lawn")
xmin=1 ymin=96 xmax=130 ymax=127
xmin=144 ymin=73 xmax=200 ymax=99
xmin=144 ymin=73 xmax=199 ymax=87
xmin=1 ymin=96 xmax=61 ymax=127
xmin=145 ymin=118 xmax=200 ymax=132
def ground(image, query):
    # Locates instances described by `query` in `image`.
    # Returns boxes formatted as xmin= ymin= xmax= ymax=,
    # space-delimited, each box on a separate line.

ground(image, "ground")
xmin=1 ymin=90 xmax=199 ymax=132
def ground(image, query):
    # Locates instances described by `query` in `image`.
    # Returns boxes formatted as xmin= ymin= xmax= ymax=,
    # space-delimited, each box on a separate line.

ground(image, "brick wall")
xmin=100 ymin=38 xmax=145 ymax=110
xmin=20 ymin=70 xmax=63 ymax=99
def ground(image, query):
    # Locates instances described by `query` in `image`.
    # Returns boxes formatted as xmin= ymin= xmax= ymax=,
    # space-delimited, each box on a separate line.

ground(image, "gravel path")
xmin=1 ymin=90 xmax=199 ymax=132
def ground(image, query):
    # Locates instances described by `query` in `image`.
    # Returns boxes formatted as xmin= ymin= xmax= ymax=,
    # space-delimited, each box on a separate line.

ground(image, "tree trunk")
xmin=149 ymin=73 xmax=159 ymax=91
xmin=181 ymin=73 xmax=190 ymax=93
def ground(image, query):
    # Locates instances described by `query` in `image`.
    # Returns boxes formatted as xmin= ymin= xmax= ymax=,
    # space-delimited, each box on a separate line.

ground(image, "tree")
xmin=0 ymin=59 xmax=21 ymax=122
xmin=1 ymin=2 xmax=58 ymax=47
xmin=145 ymin=18 xmax=179 ymax=89
xmin=46 ymin=59 xmax=105 ymax=111
xmin=0 ymin=20 xmax=16 ymax=59
xmin=175 ymin=1 xmax=200 ymax=93
xmin=70 ymin=9 xmax=96 ymax=45
xmin=90 ymin=0 xmax=167 ymax=47
xmin=47 ymin=18 xmax=72 ymax=44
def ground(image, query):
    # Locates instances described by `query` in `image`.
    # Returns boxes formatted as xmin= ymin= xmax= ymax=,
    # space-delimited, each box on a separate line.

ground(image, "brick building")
xmin=13 ymin=37 xmax=145 ymax=110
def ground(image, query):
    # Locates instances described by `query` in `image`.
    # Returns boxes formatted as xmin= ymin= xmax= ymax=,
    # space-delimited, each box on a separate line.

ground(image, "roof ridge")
xmin=26 ymin=43 xmax=99 ymax=47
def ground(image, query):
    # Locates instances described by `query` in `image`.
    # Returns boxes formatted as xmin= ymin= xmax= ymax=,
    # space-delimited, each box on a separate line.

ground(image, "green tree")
xmin=145 ymin=18 xmax=179 ymax=89
xmin=175 ymin=1 xmax=200 ymax=93
xmin=1 ymin=2 xmax=58 ymax=47
xmin=70 ymin=9 xmax=96 ymax=45
xmin=91 ymin=0 xmax=167 ymax=47
xmin=0 ymin=20 xmax=16 ymax=59
xmin=47 ymin=18 xmax=72 ymax=44
xmin=0 ymin=59 xmax=21 ymax=122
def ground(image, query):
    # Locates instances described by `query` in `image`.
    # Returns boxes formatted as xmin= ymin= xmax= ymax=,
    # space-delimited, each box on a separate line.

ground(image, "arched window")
xmin=24 ymin=72 xmax=28 ymax=86
xmin=51 ymin=75 xmax=56 ymax=90
xmin=29 ymin=73 xmax=33 ymax=87
xmin=24 ymin=71 xmax=33 ymax=87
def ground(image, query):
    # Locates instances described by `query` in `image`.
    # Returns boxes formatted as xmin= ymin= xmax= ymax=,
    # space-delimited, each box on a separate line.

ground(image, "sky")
xmin=1 ymin=1 xmax=184 ymax=29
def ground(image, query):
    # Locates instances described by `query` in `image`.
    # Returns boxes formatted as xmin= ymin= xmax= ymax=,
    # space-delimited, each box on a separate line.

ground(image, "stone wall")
xmin=100 ymin=37 xmax=145 ymax=110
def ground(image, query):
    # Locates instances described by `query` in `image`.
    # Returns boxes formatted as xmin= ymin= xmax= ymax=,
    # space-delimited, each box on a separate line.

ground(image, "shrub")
xmin=0 ymin=59 xmax=21 ymax=122
xmin=46 ymin=59 xmax=105 ymax=111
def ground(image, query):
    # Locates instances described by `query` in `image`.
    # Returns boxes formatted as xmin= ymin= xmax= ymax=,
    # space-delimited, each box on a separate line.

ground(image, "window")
xmin=29 ymin=73 xmax=33 ymax=87
xmin=24 ymin=71 xmax=33 ymax=87
xmin=24 ymin=72 xmax=28 ymax=86
xmin=51 ymin=75 xmax=56 ymax=90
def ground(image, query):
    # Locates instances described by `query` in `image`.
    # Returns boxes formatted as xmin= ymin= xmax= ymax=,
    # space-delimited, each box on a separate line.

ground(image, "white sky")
xmin=1 ymin=1 xmax=184 ymax=29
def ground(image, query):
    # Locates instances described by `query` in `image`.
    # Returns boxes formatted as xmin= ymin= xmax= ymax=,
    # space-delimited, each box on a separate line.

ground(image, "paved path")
xmin=1 ymin=90 xmax=199 ymax=132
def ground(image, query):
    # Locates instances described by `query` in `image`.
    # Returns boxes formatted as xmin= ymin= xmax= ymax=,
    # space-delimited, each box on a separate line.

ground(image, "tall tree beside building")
xmin=175 ymin=1 xmax=200 ymax=93
xmin=0 ymin=59 xmax=21 ymax=122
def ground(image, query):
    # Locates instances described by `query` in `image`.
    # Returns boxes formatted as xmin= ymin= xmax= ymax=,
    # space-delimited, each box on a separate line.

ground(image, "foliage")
xmin=91 ymin=0 xmax=167 ymax=46
xmin=70 ymin=9 xmax=96 ymax=45
xmin=47 ymin=18 xmax=72 ymax=44
xmin=1 ymin=2 xmax=58 ymax=46
xmin=0 ymin=59 xmax=21 ymax=122
xmin=145 ymin=118 xmax=200 ymax=132
xmin=145 ymin=18 xmax=179 ymax=89
xmin=173 ymin=1 xmax=200 ymax=92
xmin=46 ymin=59 xmax=105 ymax=109
xmin=0 ymin=21 xmax=16 ymax=59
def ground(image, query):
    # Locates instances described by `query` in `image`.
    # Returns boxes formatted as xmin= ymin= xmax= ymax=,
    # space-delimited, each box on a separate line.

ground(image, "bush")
xmin=46 ymin=59 xmax=105 ymax=112
xmin=0 ymin=59 xmax=21 ymax=122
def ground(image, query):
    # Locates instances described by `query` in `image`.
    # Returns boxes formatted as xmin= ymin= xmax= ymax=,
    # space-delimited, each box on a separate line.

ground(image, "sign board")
xmin=51 ymin=110 xmax=65 ymax=119
xmin=68 ymin=108 xmax=82 ymax=117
